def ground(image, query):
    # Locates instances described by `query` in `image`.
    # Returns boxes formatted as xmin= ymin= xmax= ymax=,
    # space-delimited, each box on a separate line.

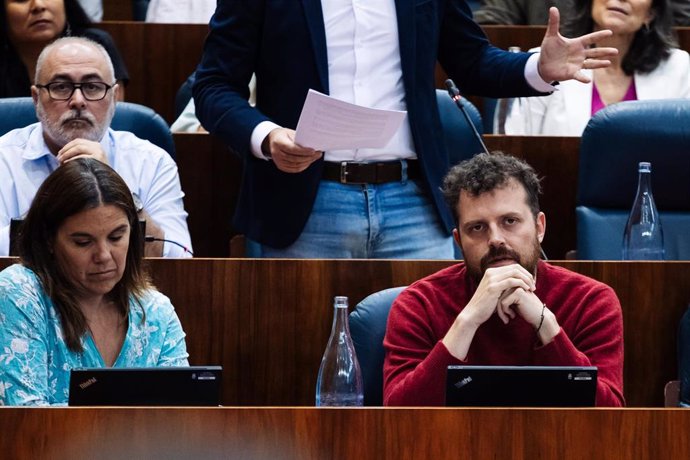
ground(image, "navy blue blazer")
xmin=194 ymin=0 xmax=544 ymax=248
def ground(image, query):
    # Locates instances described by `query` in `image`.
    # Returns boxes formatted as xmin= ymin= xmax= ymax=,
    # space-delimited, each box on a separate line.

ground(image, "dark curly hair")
xmin=564 ymin=0 xmax=677 ymax=75
xmin=442 ymin=152 xmax=543 ymax=227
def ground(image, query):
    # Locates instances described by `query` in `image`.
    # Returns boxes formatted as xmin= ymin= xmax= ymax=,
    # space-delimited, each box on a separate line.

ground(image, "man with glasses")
xmin=0 ymin=37 xmax=192 ymax=258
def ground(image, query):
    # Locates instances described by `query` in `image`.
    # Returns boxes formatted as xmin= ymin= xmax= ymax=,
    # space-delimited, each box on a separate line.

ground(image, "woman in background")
xmin=505 ymin=0 xmax=689 ymax=135
xmin=1 ymin=0 xmax=128 ymax=98
xmin=0 ymin=158 xmax=188 ymax=406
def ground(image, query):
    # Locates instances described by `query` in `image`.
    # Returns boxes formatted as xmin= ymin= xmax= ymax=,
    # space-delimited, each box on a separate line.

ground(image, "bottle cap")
xmin=639 ymin=162 xmax=651 ymax=172
xmin=334 ymin=296 xmax=348 ymax=307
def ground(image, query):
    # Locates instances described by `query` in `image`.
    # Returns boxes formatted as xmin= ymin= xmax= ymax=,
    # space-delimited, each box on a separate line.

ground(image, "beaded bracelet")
xmin=535 ymin=304 xmax=547 ymax=334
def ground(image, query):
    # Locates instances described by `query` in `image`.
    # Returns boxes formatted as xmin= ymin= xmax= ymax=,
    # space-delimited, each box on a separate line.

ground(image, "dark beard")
xmin=466 ymin=238 xmax=542 ymax=284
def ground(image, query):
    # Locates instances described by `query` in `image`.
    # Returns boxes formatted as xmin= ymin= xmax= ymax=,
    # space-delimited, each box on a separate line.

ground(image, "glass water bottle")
xmin=315 ymin=296 xmax=364 ymax=406
xmin=622 ymin=161 xmax=664 ymax=260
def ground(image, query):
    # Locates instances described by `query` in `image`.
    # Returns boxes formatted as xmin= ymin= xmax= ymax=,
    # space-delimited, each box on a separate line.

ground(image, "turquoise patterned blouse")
xmin=0 ymin=264 xmax=189 ymax=406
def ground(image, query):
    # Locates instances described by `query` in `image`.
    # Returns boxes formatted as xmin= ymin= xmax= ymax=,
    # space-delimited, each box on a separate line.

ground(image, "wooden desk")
xmin=0 ymin=258 xmax=686 ymax=407
xmin=175 ymin=134 xmax=580 ymax=258
xmin=2 ymin=407 xmax=690 ymax=459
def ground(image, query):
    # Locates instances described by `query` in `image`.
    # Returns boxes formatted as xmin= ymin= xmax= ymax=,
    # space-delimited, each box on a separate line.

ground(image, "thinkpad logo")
xmin=78 ymin=377 xmax=97 ymax=389
xmin=454 ymin=376 xmax=472 ymax=389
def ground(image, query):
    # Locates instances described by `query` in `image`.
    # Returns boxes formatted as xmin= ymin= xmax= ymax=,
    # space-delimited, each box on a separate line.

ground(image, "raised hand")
xmin=538 ymin=7 xmax=618 ymax=84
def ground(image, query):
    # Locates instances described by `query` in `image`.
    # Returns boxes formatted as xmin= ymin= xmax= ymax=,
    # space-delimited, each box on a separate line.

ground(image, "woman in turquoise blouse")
xmin=0 ymin=158 xmax=189 ymax=406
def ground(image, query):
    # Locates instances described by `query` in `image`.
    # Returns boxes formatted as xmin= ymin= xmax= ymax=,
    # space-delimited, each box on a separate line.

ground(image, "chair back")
xmin=435 ymin=89 xmax=484 ymax=166
xmin=576 ymin=99 xmax=690 ymax=259
xmin=349 ymin=286 xmax=406 ymax=406
xmin=0 ymin=97 xmax=175 ymax=159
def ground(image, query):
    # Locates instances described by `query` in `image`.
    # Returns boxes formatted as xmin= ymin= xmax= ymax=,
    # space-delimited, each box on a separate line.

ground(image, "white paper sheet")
xmin=294 ymin=89 xmax=406 ymax=151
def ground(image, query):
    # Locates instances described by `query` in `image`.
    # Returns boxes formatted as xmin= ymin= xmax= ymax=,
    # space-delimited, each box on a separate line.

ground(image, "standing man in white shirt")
xmin=194 ymin=1 xmax=616 ymax=259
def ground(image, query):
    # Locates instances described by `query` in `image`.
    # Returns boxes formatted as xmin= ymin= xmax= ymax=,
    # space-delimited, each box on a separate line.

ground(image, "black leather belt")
xmin=322 ymin=160 xmax=420 ymax=184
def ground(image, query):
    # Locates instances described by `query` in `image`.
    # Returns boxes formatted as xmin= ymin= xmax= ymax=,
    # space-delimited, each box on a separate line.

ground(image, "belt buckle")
xmin=340 ymin=161 xmax=366 ymax=185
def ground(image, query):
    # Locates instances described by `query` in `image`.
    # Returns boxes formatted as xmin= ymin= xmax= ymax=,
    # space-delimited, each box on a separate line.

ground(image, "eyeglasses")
xmin=35 ymin=81 xmax=115 ymax=101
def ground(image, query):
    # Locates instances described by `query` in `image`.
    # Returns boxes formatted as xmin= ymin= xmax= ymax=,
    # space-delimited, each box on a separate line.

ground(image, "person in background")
xmin=145 ymin=0 xmax=216 ymax=23
xmin=1 ymin=0 xmax=128 ymax=99
xmin=383 ymin=152 xmax=624 ymax=406
xmin=171 ymin=73 xmax=256 ymax=134
xmin=0 ymin=158 xmax=189 ymax=406
xmin=76 ymin=0 xmax=101 ymax=22
xmin=194 ymin=3 xmax=617 ymax=259
xmin=474 ymin=0 xmax=573 ymax=25
xmin=505 ymin=0 xmax=689 ymax=135
xmin=0 ymin=37 xmax=192 ymax=257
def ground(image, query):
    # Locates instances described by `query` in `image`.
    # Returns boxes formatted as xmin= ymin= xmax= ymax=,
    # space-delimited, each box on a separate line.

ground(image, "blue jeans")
xmin=253 ymin=178 xmax=454 ymax=259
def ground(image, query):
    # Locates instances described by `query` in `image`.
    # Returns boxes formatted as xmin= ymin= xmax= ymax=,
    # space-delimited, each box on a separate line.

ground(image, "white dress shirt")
xmin=146 ymin=0 xmax=216 ymax=24
xmin=0 ymin=124 xmax=192 ymax=257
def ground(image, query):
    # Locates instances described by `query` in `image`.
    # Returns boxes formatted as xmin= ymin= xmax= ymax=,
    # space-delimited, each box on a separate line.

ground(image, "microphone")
xmin=444 ymin=79 xmax=490 ymax=155
xmin=145 ymin=236 xmax=194 ymax=256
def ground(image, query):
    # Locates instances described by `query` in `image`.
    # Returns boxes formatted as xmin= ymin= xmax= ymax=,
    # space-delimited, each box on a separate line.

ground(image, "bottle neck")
xmin=331 ymin=304 xmax=350 ymax=336
xmin=637 ymin=170 xmax=652 ymax=195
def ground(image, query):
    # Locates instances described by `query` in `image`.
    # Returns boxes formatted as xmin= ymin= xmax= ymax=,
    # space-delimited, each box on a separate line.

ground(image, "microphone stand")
xmin=444 ymin=79 xmax=490 ymax=155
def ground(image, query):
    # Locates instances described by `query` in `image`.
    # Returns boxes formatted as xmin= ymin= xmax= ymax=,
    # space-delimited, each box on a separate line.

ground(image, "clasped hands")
xmin=443 ymin=263 xmax=559 ymax=360
xmin=461 ymin=264 xmax=544 ymax=330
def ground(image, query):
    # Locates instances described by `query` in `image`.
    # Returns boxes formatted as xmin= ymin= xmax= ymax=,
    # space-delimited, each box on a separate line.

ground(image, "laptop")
xmin=445 ymin=365 xmax=597 ymax=407
xmin=68 ymin=366 xmax=222 ymax=406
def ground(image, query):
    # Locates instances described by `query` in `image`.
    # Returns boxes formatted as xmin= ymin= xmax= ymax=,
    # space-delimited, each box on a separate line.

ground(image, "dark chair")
xmin=349 ymin=286 xmax=406 ymax=406
xmin=576 ymin=99 xmax=690 ymax=260
xmin=174 ymin=73 xmax=196 ymax=121
xmin=435 ymin=89 xmax=484 ymax=166
xmin=132 ymin=0 xmax=151 ymax=21
xmin=0 ymin=97 xmax=175 ymax=159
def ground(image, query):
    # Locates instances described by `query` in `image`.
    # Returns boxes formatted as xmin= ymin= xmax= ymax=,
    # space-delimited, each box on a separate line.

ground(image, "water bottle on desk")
xmin=315 ymin=296 xmax=364 ymax=407
xmin=622 ymin=161 xmax=665 ymax=260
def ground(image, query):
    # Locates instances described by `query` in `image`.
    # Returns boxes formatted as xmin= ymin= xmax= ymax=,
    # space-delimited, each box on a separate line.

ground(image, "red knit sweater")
xmin=383 ymin=261 xmax=624 ymax=406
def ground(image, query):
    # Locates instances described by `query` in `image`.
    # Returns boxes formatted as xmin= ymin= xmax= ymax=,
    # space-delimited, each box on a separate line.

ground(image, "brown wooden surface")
xmin=103 ymin=1 xmax=133 ymax=21
xmin=175 ymin=134 xmax=580 ymax=259
xmin=99 ymin=22 xmax=208 ymax=123
xmin=0 ymin=258 xmax=687 ymax=407
xmin=175 ymin=133 xmax=242 ymax=258
xmin=2 ymin=407 xmax=690 ymax=459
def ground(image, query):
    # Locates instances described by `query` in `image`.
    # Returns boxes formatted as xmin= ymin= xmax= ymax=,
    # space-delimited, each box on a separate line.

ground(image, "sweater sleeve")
xmin=383 ymin=288 xmax=463 ymax=406
xmin=534 ymin=285 xmax=625 ymax=407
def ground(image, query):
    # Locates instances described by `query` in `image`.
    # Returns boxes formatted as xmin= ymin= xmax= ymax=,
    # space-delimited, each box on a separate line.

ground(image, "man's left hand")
xmin=56 ymin=138 xmax=109 ymax=165
xmin=498 ymin=287 xmax=560 ymax=345
xmin=538 ymin=7 xmax=618 ymax=84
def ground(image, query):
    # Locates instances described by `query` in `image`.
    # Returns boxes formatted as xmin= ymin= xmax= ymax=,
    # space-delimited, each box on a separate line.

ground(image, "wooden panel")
xmin=174 ymin=134 xmax=580 ymax=259
xmin=99 ymin=22 xmax=208 ymax=123
xmin=0 ymin=258 xmax=687 ymax=407
xmin=102 ymin=0 xmax=133 ymax=21
xmin=175 ymin=134 xmax=242 ymax=257
xmin=2 ymin=407 xmax=690 ymax=459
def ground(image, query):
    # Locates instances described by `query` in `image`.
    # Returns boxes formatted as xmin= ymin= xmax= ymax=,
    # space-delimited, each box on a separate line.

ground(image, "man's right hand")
xmin=262 ymin=128 xmax=322 ymax=173
xmin=442 ymin=264 xmax=535 ymax=360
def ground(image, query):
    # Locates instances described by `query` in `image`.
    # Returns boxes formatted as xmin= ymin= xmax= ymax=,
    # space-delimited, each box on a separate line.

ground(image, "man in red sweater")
xmin=383 ymin=152 xmax=624 ymax=406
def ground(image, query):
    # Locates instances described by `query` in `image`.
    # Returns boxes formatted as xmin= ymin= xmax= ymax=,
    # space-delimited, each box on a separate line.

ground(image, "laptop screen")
xmin=68 ymin=366 xmax=222 ymax=406
xmin=445 ymin=365 xmax=597 ymax=407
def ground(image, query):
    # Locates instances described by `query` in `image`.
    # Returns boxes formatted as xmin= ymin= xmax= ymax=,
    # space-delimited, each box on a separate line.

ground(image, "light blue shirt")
xmin=0 ymin=123 xmax=192 ymax=257
xmin=0 ymin=264 xmax=189 ymax=406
